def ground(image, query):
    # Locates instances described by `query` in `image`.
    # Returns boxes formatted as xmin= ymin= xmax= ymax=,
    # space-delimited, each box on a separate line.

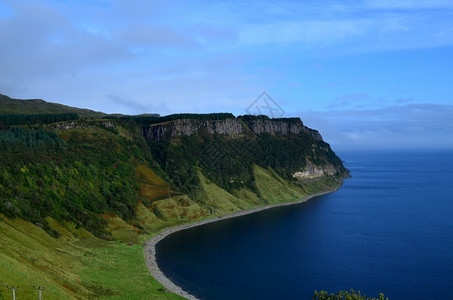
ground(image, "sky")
xmin=0 ymin=0 xmax=452 ymax=150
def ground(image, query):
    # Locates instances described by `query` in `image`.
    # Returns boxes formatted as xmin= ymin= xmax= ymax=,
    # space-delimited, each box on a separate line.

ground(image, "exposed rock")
xmin=144 ymin=117 xmax=323 ymax=141
xmin=49 ymin=120 xmax=115 ymax=130
xmin=305 ymin=128 xmax=323 ymax=141
xmin=144 ymin=119 xmax=244 ymax=141
xmin=246 ymin=119 xmax=323 ymax=140
xmin=292 ymin=161 xmax=337 ymax=180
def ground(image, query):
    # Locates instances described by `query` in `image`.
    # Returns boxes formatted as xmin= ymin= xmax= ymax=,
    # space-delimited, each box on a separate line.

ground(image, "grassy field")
xmin=0 ymin=216 xmax=184 ymax=300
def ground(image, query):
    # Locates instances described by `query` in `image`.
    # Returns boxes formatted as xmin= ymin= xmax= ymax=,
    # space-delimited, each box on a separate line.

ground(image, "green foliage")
xmin=0 ymin=113 xmax=79 ymax=125
xmin=272 ymin=117 xmax=302 ymax=122
xmin=0 ymin=127 xmax=67 ymax=152
xmin=150 ymin=129 xmax=347 ymax=197
xmin=313 ymin=289 xmax=388 ymax=300
xmin=153 ymin=112 xmax=235 ymax=123
xmin=238 ymin=114 xmax=271 ymax=120
xmin=238 ymin=115 xmax=302 ymax=122
xmin=104 ymin=115 xmax=161 ymax=125
xmin=0 ymin=125 xmax=154 ymax=238
xmin=107 ymin=112 xmax=236 ymax=125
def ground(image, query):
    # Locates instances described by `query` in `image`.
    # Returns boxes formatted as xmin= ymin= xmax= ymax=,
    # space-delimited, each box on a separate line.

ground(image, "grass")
xmin=253 ymin=164 xmax=305 ymax=203
xmin=0 ymin=216 xmax=183 ymax=300
xmin=198 ymin=172 xmax=254 ymax=213
xmin=136 ymin=164 xmax=172 ymax=201
xmin=78 ymin=242 xmax=183 ymax=300
xmin=0 ymin=163 xmax=343 ymax=299
xmin=0 ymin=217 xmax=88 ymax=299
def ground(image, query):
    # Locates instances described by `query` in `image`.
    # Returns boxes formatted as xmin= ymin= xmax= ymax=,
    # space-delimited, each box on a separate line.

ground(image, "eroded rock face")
xmin=49 ymin=120 xmax=115 ymax=130
xmin=144 ymin=118 xmax=323 ymax=141
xmin=143 ymin=119 xmax=245 ymax=141
xmin=292 ymin=161 xmax=337 ymax=180
xmin=247 ymin=119 xmax=322 ymax=141
xmin=305 ymin=128 xmax=323 ymax=141
xmin=248 ymin=119 xmax=302 ymax=134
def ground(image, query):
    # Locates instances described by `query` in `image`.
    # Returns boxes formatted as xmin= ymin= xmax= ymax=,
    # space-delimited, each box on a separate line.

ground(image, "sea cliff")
xmin=143 ymin=117 xmax=323 ymax=141
xmin=0 ymin=96 xmax=348 ymax=299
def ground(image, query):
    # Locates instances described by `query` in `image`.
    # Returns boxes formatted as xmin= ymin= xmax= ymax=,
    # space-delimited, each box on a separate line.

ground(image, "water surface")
xmin=157 ymin=151 xmax=453 ymax=299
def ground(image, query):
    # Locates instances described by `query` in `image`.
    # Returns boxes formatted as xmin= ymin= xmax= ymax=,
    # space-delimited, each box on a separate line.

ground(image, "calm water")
xmin=156 ymin=151 xmax=453 ymax=299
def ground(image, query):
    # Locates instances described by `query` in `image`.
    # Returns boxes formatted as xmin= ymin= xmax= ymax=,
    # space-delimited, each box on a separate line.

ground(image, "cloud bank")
xmin=301 ymin=104 xmax=453 ymax=150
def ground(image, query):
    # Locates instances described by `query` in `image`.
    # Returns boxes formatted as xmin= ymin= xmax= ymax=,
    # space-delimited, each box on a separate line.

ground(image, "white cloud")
xmin=115 ymin=22 xmax=197 ymax=49
xmin=363 ymin=0 xmax=453 ymax=10
xmin=231 ymin=0 xmax=453 ymax=53
xmin=300 ymin=104 xmax=453 ymax=150
xmin=0 ymin=1 xmax=130 ymax=82
xmin=239 ymin=19 xmax=371 ymax=45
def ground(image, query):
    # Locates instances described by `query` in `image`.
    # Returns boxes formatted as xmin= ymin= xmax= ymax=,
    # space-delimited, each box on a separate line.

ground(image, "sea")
xmin=156 ymin=151 xmax=453 ymax=299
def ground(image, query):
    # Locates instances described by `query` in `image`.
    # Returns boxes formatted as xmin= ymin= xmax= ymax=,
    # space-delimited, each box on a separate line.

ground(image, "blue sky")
xmin=0 ymin=0 xmax=452 ymax=150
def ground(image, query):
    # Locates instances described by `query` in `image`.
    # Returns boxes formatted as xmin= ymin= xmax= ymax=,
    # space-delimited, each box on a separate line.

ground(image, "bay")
xmin=156 ymin=151 xmax=453 ymax=299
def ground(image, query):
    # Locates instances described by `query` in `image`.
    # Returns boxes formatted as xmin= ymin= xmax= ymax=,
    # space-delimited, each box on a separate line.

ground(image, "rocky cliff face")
xmin=143 ymin=119 xmax=244 ymax=141
xmin=48 ymin=120 xmax=115 ymax=130
xmin=246 ymin=119 xmax=323 ymax=140
xmin=292 ymin=161 xmax=337 ymax=180
xmin=143 ymin=117 xmax=323 ymax=141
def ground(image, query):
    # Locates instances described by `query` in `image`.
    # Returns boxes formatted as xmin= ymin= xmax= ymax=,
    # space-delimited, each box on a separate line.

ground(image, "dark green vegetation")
xmin=238 ymin=114 xmax=301 ymax=122
xmin=150 ymin=130 xmax=345 ymax=196
xmin=0 ymin=94 xmax=348 ymax=299
xmin=0 ymin=93 xmax=104 ymax=118
xmin=0 ymin=127 xmax=66 ymax=152
xmin=0 ymin=124 xmax=150 ymax=239
xmin=105 ymin=112 xmax=235 ymax=125
xmin=0 ymin=112 xmax=79 ymax=125
xmin=313 ymin=290 xmax=388 ymax=300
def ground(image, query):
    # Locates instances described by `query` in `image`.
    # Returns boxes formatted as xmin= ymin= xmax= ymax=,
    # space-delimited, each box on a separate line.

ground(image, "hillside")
xmin=0 ymin=94 xmax=105 ymax=118
xmin=0 ymin=94 xmax=348 ymax=299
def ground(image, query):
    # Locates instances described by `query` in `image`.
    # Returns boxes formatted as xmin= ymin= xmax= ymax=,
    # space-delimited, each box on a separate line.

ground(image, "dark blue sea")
xmin=156 ymin=151 xmax=453 ymax=299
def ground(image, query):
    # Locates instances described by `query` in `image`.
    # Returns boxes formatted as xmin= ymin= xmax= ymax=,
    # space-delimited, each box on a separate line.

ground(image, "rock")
xmin=49 ymin=120 xmax=115 ymax=130
xmin=144 ymin=117 xmax=323 ymax=141
xmin=292 ymin=161 xmax=337 ymax=180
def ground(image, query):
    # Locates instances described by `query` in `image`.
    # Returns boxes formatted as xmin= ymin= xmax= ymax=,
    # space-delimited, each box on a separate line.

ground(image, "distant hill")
xmin=0 ymin=93 xmax=105 ymax=118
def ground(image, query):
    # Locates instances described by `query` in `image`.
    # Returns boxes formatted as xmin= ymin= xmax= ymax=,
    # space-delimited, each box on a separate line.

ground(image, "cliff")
xmin=144 ymin=119 xmax=244 ymax=141
xmin=0 ymin=105 xmax=347 ymax=240
xmin=145 ymin=115 xmax=347 ymax=198
xmin=143 ymin=117 xmax=323 ymax=141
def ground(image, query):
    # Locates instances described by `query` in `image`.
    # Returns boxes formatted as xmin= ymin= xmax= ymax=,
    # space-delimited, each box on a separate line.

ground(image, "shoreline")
xmin=143 ymin=182 xmax=343 ymax=300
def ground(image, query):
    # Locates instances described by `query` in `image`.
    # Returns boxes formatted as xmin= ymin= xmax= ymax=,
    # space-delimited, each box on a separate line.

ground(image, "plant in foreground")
xmin=313 ymin=289 xmax=388 ymax=300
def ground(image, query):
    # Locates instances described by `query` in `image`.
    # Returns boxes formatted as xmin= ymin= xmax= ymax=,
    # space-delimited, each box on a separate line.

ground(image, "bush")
xmin=313 ymin=289 xmax=388 ymax=300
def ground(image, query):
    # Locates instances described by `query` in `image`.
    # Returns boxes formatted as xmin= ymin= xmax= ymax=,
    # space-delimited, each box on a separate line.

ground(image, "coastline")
xmin=143 ymin=182 xmax=343 ymax=300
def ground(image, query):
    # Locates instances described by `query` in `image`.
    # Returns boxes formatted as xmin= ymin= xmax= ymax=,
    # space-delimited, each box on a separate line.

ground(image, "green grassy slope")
xmin=0 ymin=216 xmax=183 ymax=300
xmin=0 ymin=94 xmax=105 ymax=118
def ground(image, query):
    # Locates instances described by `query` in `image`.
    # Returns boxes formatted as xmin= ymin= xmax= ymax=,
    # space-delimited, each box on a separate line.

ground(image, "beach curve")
xmin=143 ymin=183 xmax=343 ymax=300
